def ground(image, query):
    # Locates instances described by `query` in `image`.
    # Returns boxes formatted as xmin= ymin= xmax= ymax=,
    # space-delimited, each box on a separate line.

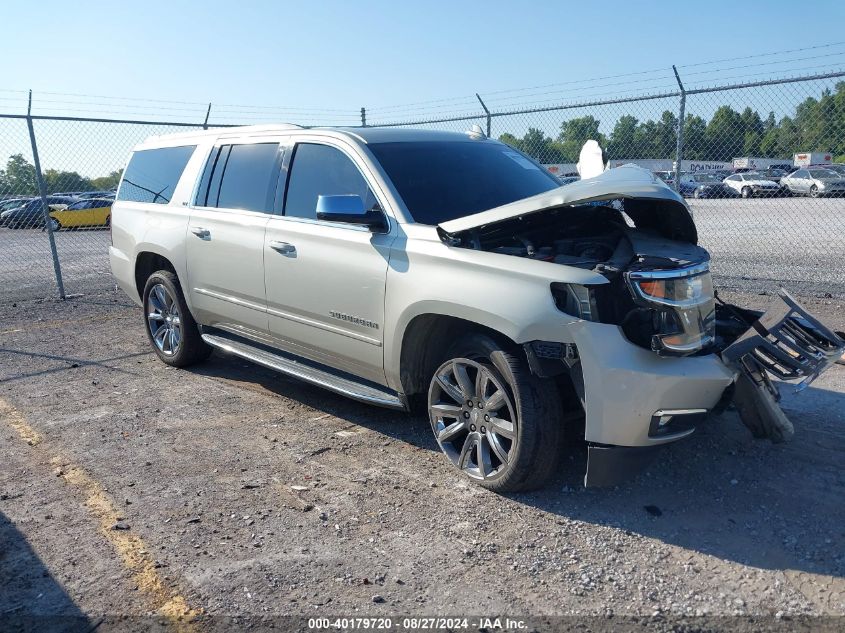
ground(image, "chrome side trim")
xmin=653 ymin=408 xmax=708 ymax=417
xmin=266 ymin=306 xmax=382 ymax=347
xmin=194 ymin=287 xmax=266 ymax=312
xmin=201 ymin=333 xmax=406 ymax=410
xmin=195 ymin=287 xmax=382 ymax=347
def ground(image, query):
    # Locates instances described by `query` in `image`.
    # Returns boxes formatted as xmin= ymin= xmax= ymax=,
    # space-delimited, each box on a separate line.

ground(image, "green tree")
xmin=705 ymin=106 xmax=744 ymax=161
xmin=90 ymin=169 xmax=123 ymax=190
xmin=740 ymin=107 xmax=764 ymax=156
xmin=682 ymin=115 xmax=707 ymax=160
xmin=0 ymin=153 xmax=37 ymax=196
xmin=607 ymin=115 xmax=640 ymax=158
xmin=557 ymin=116 xmax=604 ymax=162
xmin=44 ymin=169 xmax=92 ymax=194
xmin=655 ymin=110 xmax=678 ymax=159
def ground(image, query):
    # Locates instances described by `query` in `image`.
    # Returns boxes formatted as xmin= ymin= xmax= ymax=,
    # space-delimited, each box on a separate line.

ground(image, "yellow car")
xmin=48 ymin=198 xmax=112 ymax=231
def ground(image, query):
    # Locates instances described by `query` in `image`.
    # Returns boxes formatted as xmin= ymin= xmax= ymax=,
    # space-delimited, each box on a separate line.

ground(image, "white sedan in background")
xmin=722 ymin=173 xmax=782 ymax=198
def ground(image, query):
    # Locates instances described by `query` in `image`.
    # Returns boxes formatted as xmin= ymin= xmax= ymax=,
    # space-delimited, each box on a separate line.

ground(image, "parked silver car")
xmin=780 ymin=168 xmax=845 ymax=197
xmin=108 ymin=126 xmax=844 ymax=491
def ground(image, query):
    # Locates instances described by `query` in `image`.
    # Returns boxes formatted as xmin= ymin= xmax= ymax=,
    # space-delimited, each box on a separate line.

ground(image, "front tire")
xmin=142 ymin=270 xmax=211 ymax=367
xmin=810 ymin=185 xmax=820 ymax=198
xmin=741 ymin=186 xmax=752 ymax=199
xmin=427 ymin=333 xmax=564 ymax=492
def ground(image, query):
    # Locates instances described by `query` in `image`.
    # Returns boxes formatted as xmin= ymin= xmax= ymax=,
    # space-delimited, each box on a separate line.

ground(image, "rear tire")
xmin=49 ymin=217 xmax=61 ymax=232
xmin=427 ymin=333 xmax=564 ymax=492
xmin=142 ymin=270 xmax=211 ymax=367
xmin=741 ymin=186 xmax=752 ymax=199
xmin=810 ymin=185 xmax=820 ymax=198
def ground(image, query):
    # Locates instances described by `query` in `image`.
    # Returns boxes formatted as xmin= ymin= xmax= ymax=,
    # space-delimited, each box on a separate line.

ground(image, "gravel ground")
xmin=0 ymin=288 xmax=844 ymax=632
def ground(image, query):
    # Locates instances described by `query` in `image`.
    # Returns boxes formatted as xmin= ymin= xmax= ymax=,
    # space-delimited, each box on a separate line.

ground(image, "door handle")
xmin=190 ymin=226 xmax=210 ymax=239
xmin=269 ymin=240 xmax=296 ymax=255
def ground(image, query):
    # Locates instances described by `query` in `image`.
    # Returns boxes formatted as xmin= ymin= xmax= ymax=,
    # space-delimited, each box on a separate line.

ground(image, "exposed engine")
xmin=457 ymin=202 xmax=716 ymax=356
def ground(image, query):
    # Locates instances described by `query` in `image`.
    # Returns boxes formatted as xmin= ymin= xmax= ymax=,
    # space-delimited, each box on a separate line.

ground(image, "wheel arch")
xmin=393 ymin=307 xmax=521 ymax=400
xmin=134 ymin=250 xmax=179 ymax=298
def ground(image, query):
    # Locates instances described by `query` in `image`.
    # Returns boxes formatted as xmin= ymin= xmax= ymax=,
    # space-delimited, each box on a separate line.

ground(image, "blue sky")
xmin=2 ymin=0 xmax=844 ymax=125
xmin=1 ymin=1 xmax=844 ymax=176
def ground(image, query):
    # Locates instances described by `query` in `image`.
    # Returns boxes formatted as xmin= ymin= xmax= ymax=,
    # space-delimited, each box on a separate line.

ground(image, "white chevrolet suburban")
xmin=109 ymin=125 xmax=844 ymax=491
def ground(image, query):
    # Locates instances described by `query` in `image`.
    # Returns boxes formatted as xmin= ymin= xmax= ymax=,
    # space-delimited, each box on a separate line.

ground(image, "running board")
xmin=201 ymin=332 xmax=407 ymax=410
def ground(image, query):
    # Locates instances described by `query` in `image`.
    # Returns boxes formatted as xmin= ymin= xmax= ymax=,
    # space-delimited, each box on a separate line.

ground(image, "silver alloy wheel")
xmin=49 ymin=217 xmax=60 ymax=232
xmin=428 ymin=358 xmax=517 ymax=481
xmin=146 ymin=283 xmax=182 ymax=356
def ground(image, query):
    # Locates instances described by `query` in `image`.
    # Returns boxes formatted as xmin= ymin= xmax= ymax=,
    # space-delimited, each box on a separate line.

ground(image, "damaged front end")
xmin=718 ymin=290 xmax=844 ymax=442
xmin=437 ymin=165 xmax=845 ymax=483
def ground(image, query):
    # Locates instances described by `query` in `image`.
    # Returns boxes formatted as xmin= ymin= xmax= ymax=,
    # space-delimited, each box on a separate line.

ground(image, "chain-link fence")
xmin=1 ymin=70 xmax=844 ymax=302
xmin=0 ymin=115 xmax=206 ymax=300
xmin=367 ymin=71 xmax=845 ymax=297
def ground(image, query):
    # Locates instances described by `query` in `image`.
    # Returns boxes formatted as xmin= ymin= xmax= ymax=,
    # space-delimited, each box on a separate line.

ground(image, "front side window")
xmin=196 ymin=142 xmax=281 ymax=212
xmin=118 ymin=145 xmax=196 ymax=204
xmin=370 ymin=140 xmax=560 ymax=225
xmin=284 ymin=143 xmax=376 ymax=220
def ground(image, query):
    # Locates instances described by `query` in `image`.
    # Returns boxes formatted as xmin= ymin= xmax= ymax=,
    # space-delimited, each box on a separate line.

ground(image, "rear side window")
xmin=118 ymin=145 xmax=196 ymax=204
xmin=195 ymin=142 xmax=281 ymax=213
xmin=284 ymin=143 xmax=375 ymax=220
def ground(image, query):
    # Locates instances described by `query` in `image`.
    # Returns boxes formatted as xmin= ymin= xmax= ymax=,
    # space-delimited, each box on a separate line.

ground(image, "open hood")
xmin=437 ymin=165 xmax=698 ymax=244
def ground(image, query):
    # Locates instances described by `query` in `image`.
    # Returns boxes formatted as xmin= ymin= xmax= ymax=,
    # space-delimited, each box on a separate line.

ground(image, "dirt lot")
xmin=1 ymin=288 xmax=844 ymax=631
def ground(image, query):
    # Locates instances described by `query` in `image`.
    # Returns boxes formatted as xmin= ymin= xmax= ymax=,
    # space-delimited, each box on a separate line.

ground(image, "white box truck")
xmin=793 ymin=152 xmax=832 ymax=167
xmin=732 ymin=157 xmax=793 ymax=170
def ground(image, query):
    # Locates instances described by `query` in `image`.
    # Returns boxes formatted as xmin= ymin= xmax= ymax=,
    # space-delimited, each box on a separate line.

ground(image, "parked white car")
xmin=722 ymin=173 xmax=781 ymax=198
xmin=779 ymin=168 xmax=845 ymax=197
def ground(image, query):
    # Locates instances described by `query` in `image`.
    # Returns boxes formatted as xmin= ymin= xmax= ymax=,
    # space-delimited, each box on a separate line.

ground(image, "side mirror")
xmin=316 ymin=195 xmax=388 ymax=232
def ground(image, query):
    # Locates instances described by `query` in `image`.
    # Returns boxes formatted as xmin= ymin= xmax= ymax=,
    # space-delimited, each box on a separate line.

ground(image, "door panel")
xmin=264 ymin=218 xmax=391 ymax=384
xmin=56 ymin=204 xmax=92 ymax=227
xmin=185 ymin=207 xmax=270 ymax=336
xmin=91 ymin=204 xmax=111 ymax=226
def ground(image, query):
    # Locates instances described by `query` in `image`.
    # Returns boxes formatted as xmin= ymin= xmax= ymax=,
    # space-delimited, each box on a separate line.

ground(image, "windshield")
xmin=368 ymin=140 xmax=560 ymax=224
xmin=693 ymin=173 xmax=722 ymax=183
xmin=809 ymin=169 xmax=839 ymax=178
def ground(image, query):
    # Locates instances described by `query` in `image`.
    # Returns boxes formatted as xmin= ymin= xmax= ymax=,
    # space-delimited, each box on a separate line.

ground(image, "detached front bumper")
xmin=551 ymin=290 xmax=844 ymax=487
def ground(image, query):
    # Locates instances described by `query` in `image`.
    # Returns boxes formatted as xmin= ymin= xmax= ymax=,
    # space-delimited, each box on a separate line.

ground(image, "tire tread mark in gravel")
xmin=0 ymin=397 xmax=201 ymax=630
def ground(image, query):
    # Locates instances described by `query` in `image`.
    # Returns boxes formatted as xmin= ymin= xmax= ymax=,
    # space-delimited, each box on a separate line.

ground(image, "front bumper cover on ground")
xmin=719 ymin=289 xmax=844 ymax=442
xmin=584 ymin=289 xmax=844 ymax=487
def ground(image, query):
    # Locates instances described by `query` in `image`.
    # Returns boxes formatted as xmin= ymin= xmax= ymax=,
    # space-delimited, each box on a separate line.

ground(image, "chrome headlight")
xmin=626 ymin=263 xmax=715 ymax=355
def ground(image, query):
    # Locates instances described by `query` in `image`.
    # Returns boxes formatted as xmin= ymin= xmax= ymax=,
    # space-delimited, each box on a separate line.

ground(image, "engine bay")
xmin=460 ymin=203 xmax=709 ymax=275
xmin=452 ymin=202 xmax=718 ymax=356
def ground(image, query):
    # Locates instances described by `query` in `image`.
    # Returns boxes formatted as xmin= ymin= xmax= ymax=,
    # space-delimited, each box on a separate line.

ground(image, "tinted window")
xmin=284 ymin=144 xmax=375 ymax=220
xmin=118 ymin=145 xmax=196 ymax=204
xmin=368 ymin=141 xmax=560 ymax=224
xmin=196 ymin=143 xmax=281 ymax=212
xmin=794 ymin=170 xmax=809 ymax=178
xmin=216 ymin=143 xmax=281 ymax=212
